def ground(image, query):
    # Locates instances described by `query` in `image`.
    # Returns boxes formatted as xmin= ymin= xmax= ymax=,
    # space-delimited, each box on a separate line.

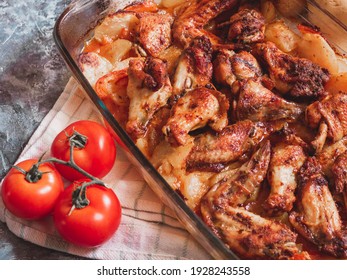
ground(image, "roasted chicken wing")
xmin=227 ymin=8 xmax=265 ymax=44
xmin=213 ymin=49 xmax=262 ymax=87
xmin=172 ymin=36 xmax=213 ymax=95
xmin=202 ymin=140 xmax=271 ymax=209
xmin=137 ymin=12 xmax=173 ymax=57
xmin=317 ymin=136 xmax=347 ymax=180
xmin=186 ymin=120 xmax=271 ymax=172
xmin=236 ymin=78 xmax=304 ymax=122
xmin=163 ymin=87 xmax=229 ymax=146
xmin=332 ymin=151 xmax=347 ymax=212
xmin=289 ymin=157 xmax=347 ymax=258
xmin=201 ymin=142 xmax=307 ymax=259
xmin=265 ymin=141 xmax=306 ymax=214
xmin=254 ymin=41 xmax=330 ymax=99
xmin=126 ymin=57 xmax=172 ymax=140
xmin=306 ymin=92 xmax=347 ymax=147
xmin=172 ymin=0 xmax=240 ymax=48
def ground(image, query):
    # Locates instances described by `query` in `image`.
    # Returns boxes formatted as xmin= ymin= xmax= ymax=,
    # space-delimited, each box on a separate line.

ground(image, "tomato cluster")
xmin=1 ymin=120 xmax=121 ymax=247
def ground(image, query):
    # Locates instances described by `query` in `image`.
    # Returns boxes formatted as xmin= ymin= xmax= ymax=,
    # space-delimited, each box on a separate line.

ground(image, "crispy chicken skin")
xmin=186 ymin=120 xmax=270 ymax=172
xmin=126 ymin=57 xmax=172 ymax=140
xmin=213 ymin=49 xmax=237 ymax=87
xmin=137 ymin=12 xmax=173 ymax=57
xmin=201 ymin=142 xmax=307 ymax=259
xmin=204 ymin=206 xmax=306 ymax=259
xmin=289 ymin=157 xmax=347 ymax=258
xmin=264 ymin=142 xmax=306 ymax=214
xmin=317 ymin=136 xmax=347 ymax=180
xmin=306 ymin=93 xmax=347 ymax=144
xmin=254 ymin=41 xmax=330 ymax=99
xmin=172 ymin=36 xmax=213 ymax=95
xmin=227 ymin=8 xmax=265 ymax=44
xmin=163 ymin=87 xmax=229 ymax=146
xmin=172 ymin=0 xmax=240 ymax=48
xmin=202 ymin=141 xmax=271 ymax=209
xmin=332 ymin=151 xmax=347 ymax=194
xmin=332 ymin=151 xmax=347 ymax=211
xmin=236 ymin=78 xmax=304 ymax=122
xmin=213 ymin=49 xmax=262 ymax=87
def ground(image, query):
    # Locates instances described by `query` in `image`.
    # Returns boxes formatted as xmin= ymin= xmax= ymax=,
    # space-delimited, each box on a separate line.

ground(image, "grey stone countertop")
xmin=0 ymin=0 xmax=87 ymax=259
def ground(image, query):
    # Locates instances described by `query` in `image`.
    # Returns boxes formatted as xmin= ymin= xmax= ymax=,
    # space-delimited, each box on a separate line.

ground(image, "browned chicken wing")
xmin=137 ymin=12 xmax=173 ymax=57
xmin=172 ymin=36 xmax=213 ymax=95
xmin=289 ymin=157 xmax=347 ymax=258
xmin=201 ymin=142 xmax=307 ymax=259
xmin=236 ymin=78 xmax=304 ymax=122
xmin=332 ymin=151 xmax=347 ymax=211
xmin=186 ymin=120 xmax=271 ymax=172
xmin=79 ymin=52 xmax=113 ymax=88
xmin=172 ymin=0 xmax=240 ymax=48
xmin=213 ymin=49 xmax=262 ymax=87
xmin=264 ymin=141 xmax=306 ymax=214
xmin=332 ymin=151 xmax=347 ymax=194
xmin=227 ymin=8 xmax=265 ymax=44
xmin=203 ymin=206 xmax=307 ymax=259
xmin=306 ymin=93 xmax=347 ymax=147
xmin=254 ymin=41 xmax=330 ymax=99
xmin=317 ymin=136 xmax=347 ymax=180
xmin=126 ymin=57 xmax=172 ymax=140
xmin=202 ymin=140 xmax=271 ymax=209
xmin=163 ymin=87 xmax=229 ymax=146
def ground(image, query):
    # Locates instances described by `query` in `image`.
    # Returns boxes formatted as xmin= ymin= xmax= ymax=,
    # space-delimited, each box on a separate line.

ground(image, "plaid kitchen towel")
xmin=0 ymin=77 xmax=211 ymax=260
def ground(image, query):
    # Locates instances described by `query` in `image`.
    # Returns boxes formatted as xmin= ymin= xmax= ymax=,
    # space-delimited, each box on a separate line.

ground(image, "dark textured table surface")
xmin=0 ymin=0 xmax=88 ymax=260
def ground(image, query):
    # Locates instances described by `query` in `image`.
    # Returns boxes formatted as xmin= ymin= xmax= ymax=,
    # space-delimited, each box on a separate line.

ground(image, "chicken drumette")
xmin=235 ymin=78 xmax=304 ymax=122
xmin=253 ymin=41 xmax=330 ymax=100
xmin=137 ymin=12 xmax=173 ymax=57
xmin=172 ymin=0 xmax=240 ymax=48
xmin=213 ymin=49 xmax=262 ymax=87
xmin=172 ymin=36 xmax=213 ymax=95
xmin=227 ymin=8 xmax=265 ymax=44
xmin=264 ymin=137 xmax=307 ymax=214
xmin=289 ymin=157 xmax=347 ymax=258
xmin=163 ymin=87 xmax=229 ymax=146
xmin=126 ymin=57 xmax=172 ymax=140
xmin=306 ymin=92 xmax=347 ymax=152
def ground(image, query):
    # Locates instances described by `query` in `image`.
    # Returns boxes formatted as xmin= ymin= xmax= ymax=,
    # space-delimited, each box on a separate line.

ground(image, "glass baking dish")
xmin=53 ymin=0 xmax=347 ymax=260
xmin=53 ymin=0 xmax=238 ymax=260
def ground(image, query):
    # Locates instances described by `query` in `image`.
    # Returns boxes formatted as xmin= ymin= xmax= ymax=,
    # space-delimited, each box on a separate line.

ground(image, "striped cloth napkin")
xmin=0 ymin=77 xmax=211 ymax=260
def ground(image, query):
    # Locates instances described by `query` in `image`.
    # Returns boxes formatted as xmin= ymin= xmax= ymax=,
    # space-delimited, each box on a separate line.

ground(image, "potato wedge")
xmin=325 ymin=72 xmax=347 ymax=94
xmin=94 ymin=12 xmax=139 ymax=44
xmin=265 ymin=20 xmax=299 ymax=53
xmin=297 ymin=25 xmax=338 ymax=74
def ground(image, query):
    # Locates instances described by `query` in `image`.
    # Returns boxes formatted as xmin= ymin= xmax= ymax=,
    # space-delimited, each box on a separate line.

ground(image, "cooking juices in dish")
xmin=78 ymin=0 xmax=347 ymax=259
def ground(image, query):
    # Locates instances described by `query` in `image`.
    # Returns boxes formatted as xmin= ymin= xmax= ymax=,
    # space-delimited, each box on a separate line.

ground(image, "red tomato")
xmin=51 ymin=120 xmax=116 ymax=181
xmin=1 ymin=159 xmax=64 ymax=220
xmin=53 ymin=181 xmax=121 ymax=247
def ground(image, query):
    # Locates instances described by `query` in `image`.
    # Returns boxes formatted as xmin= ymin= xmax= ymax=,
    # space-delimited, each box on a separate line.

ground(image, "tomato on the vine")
xmin=53 ymin=181 xmax=121 ymax=247
xmin=1 ymin=159 xmax=64 ymax=220
xmin=51 ymin=120 xmax=116 ymax=181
